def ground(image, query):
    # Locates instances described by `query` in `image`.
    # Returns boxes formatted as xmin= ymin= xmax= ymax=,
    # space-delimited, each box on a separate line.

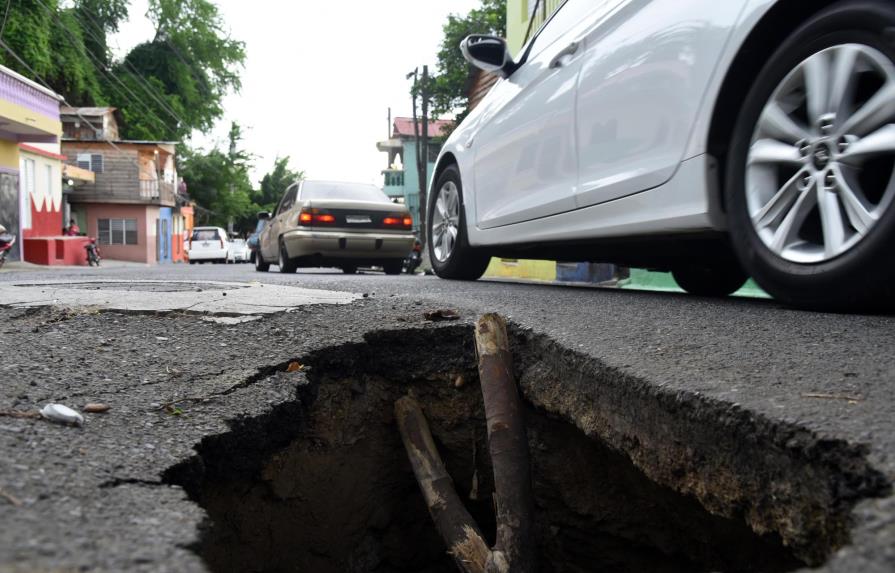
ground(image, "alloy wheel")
xmin=746 ymin=43 xmax=895 ymax=264
xmin=431 ymin=181 xmax=461 ymax=263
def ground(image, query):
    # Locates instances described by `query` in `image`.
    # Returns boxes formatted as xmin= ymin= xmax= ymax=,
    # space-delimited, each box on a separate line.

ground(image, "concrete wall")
xmin=20 ymin=149 xmax=63 ymax=239
xmin=83 ymin=203 xmax=157 ymax=263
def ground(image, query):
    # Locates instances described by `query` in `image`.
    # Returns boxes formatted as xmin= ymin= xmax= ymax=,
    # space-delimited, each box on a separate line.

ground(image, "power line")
xmin=0 ymin=37 xmax=144 ymax=175
xmin=0 ymin=0 xmax=12 ymax=39
xmin=37 ymin=0 xmax=187 ymax=129
xmin=73 ymin=5 xmax=187 ymax=128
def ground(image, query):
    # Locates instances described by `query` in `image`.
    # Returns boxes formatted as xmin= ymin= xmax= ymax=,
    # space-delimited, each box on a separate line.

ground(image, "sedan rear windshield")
xmin=192 ymin=229 xmax=220 ymax=241
xmin=301 ymin=181 xmax=389 ymax=203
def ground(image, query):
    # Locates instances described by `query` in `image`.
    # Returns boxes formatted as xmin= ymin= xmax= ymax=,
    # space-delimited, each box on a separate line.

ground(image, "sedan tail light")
xmin=298 ymin=208 xmax=337 ymax=226
xmin=382 ymin=214 xmax=413 ymax=229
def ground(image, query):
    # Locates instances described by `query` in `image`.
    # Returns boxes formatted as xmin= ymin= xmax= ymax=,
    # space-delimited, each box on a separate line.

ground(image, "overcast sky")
xmin=112 ymin=0 xmax=481 ymax=188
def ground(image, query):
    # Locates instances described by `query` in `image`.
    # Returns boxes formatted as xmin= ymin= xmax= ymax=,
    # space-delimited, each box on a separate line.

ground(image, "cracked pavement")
xmin=0 ymin=263 xmax=893 ymax=572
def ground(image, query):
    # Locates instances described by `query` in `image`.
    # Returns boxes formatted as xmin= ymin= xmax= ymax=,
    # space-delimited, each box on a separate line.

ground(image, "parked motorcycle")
xmin=85 ymin=238 xmax=101 ymax=266
xmin=402 ymin=239 xmax=422 ymax=274
xmin=0 ymin=224 xmax=16 ymax=269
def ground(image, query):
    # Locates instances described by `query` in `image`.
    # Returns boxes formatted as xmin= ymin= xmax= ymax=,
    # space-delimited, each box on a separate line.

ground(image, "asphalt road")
xmin=0 ymin=262 xmax=893 ymax=572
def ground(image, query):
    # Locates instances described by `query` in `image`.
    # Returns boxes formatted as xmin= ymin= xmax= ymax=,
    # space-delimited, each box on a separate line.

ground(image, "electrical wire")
xmin=34 ymin=0 xmax=177 ymax=134
xmin=73 ymin=4 xmax=188 ymax=129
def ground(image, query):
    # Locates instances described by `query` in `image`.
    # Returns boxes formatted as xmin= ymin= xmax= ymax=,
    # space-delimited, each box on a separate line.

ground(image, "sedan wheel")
xmin=727 ymin=1 xmax=895 ymax=310
xmin=278 ymin=241 xmax=297 ymax=274
xmin=255 ymin=248 xmax=270 ymax=272
xmin=427 ymin=165 xmax=490 ymax=280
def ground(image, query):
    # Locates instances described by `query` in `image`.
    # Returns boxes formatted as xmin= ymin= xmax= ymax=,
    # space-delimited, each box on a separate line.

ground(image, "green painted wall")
xmin=394 ymin=139 xmax=435 ymax=232
xmin=507 ymin=0 xmax=565 ymax=55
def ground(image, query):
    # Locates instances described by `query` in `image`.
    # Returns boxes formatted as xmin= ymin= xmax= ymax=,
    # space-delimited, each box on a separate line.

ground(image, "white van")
xmin=188 ymin=226 xmax=229 ymax=264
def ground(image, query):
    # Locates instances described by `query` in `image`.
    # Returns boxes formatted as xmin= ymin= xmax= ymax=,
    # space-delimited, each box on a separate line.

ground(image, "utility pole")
xmin=419 ymin=65 xmax=430 ymax=253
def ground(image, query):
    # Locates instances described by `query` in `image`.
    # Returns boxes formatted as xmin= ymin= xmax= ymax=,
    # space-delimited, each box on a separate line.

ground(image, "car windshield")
xmin=301 ymin=181 xmax=389 ymax=203
xmin=192 ymin=229 xmax=219 ymax=241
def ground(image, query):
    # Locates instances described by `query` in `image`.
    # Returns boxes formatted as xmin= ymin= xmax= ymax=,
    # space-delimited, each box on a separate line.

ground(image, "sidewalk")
xmin=0 ymin=259 xmax=151 ymax=272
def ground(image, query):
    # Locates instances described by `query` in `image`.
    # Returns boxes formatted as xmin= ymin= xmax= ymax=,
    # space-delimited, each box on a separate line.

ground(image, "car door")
xmin=473 ymin=0 xmax=619 ymax=230
xmin=573 ymin=0 xmax=744 ymax=209
xmin=262 ymin=183 xmax=298 ymax=259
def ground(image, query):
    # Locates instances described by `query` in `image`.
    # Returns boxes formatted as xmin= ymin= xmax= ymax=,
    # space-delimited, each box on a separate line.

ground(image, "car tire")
xmin=278 ymin=240 xmax=297 ymax=274
xmin=726 ymin=0 xmax=895 ymax=311
xmin=672 ymin=263 xmax=748 ymax=298
xmin=342 ymin=265 xmax=358 ymax=275
xmin=427 ymin=164 xmax=490 ymax=280
xmin=383 ymin=260 xmax=403 ymax=275
xmin=255 ymin=249 xmax=270 ymax=272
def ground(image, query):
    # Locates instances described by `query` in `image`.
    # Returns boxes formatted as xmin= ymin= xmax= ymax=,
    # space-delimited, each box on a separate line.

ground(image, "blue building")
xmin=377 ymin=117 xmax=450 ymax=231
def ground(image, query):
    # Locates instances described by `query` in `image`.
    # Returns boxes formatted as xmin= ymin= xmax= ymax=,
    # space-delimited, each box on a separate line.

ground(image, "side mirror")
xmin=461 ymin=35 xmax=515 ymax=78
xmin=258 ymin=211 xmax=271 ymax=220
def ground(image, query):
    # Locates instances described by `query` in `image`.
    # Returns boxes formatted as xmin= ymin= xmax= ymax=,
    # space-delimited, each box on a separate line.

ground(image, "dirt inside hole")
xmin=166 ymin=327 xmax=816 ymax=573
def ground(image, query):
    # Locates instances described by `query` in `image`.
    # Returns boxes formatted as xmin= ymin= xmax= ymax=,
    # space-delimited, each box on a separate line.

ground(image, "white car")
xmin=432 ymin=0 xmax=895 ymax=311
xmin=188 ymin=227 xmax=229 ymax=264
xmin=227 ymin=238 xmax=251 ymax=263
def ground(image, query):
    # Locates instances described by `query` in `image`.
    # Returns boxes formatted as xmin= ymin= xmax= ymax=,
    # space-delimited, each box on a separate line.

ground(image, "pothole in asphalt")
xmin=14 ymin=281 xmax=247 ymax=292
xmin=164 ymin=325 xmax=889 ymax=573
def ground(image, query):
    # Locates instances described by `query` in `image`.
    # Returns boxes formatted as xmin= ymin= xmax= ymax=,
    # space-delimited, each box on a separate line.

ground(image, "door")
xmin=472 ymin=0 xmax=621 ymax=229
xmin=573 ymin=0 xmax=743 ymax=208
xmin=262 ymin=183 xmax=298 ymax=259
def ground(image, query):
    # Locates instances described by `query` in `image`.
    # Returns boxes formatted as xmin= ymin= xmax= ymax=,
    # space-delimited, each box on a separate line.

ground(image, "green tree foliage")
xmin=74 ymin=0 xmax=129 ymax=68
xmin=258 ymin=157 xmax=303 ymax=212
xmin=179 ymin=123 xmax=257 ymax=232
xmin=120 ymin=0 xmax=245 ymax=139
xmin=428 ymin=0 xmax=506 ymax=118
xmin=0 ymin=0 xmax=106 ymax=105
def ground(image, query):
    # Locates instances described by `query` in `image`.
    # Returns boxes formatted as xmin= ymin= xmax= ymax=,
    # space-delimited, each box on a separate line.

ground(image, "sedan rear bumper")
xmin=282 ymin=229 xmax=414 ymax=260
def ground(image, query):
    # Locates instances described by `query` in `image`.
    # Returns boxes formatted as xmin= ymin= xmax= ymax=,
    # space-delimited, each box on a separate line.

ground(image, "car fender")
xmin=684 ymin=0 xmax=778 ymax=161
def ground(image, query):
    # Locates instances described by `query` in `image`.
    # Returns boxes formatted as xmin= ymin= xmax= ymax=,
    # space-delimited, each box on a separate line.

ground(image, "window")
xmin=191 ymin=229 xmax=220 ymax=241
xmin=98 ymin=218 xmax=138 ymax=245
xmin=299 ymin=181 xmax=390 ymax=203
xmin=277 ymin=184 xmax=298 ymax=214
xmin=45 ymin=163 xmax=53 ymax=208
xmin=20 ymin=158 xmax=35 ymax=229
xmin=76 ymin=153 xmax=104 ymax=173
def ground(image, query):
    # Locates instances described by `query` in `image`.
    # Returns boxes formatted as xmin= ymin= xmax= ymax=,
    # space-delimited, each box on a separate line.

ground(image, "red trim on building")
xmin=19 ymin=143 xmax=67 ymax=160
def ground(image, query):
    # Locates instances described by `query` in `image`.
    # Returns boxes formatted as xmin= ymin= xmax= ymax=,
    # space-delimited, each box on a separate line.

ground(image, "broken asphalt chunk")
xmin=424 ymin=309 xmax=461 ymax=322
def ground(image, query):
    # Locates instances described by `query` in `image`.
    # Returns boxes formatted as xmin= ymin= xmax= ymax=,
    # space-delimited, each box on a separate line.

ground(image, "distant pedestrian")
xmin=66 ymin=219 xmax=80 ymax=236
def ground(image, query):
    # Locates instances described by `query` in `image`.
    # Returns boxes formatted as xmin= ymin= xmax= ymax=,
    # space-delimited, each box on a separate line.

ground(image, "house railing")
xmin=383 ymin=170 xmax=404 ymax=187
xmin=139 ymin=180 xmax=176 ymax=204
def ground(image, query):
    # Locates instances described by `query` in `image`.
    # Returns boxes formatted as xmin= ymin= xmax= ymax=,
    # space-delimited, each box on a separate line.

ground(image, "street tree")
xmin=119 ymin=0 xmax=245 ymax=140
xmin=179 ymin=122 xmax=257 ymax=233
xmin=429 ymin=0 xmax=506 ymax=120
xmin=258 ymin=157 xmax=304 ymax=213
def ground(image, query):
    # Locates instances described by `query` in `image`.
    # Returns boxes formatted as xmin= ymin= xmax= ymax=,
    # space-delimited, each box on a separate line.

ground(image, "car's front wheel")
xmin=727 ymin=0 xmax=895 ymax=311
xmin=428 ymin=165 xmax=490 ymax=280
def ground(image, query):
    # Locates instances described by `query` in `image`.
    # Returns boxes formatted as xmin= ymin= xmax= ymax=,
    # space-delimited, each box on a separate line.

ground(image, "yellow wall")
xmin=507 ymin=0 xmax=565 ymax=55
xmin=485 ymin=258 xmax=557 ymax=281
xmin=0 ymin=98 xmax=61 ymax=140
xmin=0 ymin=141 xmax=18 ymax=169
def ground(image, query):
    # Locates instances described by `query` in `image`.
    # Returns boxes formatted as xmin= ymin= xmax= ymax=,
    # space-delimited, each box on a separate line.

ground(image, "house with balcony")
xmin=61 ymin=107 xmax=184 ymax=264
xmin=376 ymin=117 xmax=451 ymax=231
